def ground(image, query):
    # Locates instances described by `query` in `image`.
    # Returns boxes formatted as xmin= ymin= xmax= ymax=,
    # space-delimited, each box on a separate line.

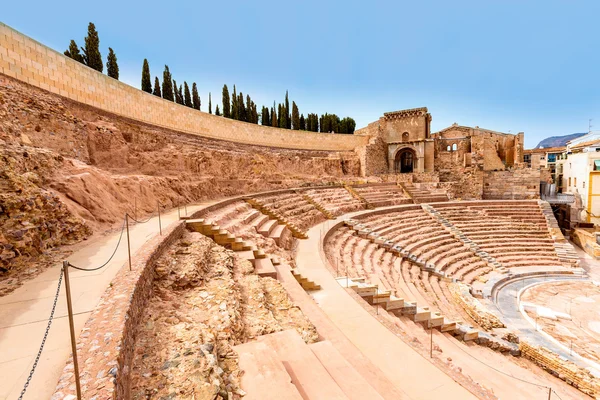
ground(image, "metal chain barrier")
xmin=127 ymin=211 xmax=154 ymax=224
xmin=67 ymin=215 xmax=127 ymax=272
xmin=18 ymin=268 xmax=64 ymax=400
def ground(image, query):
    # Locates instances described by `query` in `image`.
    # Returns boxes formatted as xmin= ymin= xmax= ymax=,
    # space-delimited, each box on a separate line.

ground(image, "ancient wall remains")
xmin=434 ymin=125 xmax=524 ymax=171
xmin=571 ymin=228 xmax=600 ymax=259
xmin=0 ymin=23 xmax=368 ymax=152
xmin=53 ymin=221 xmax=186 ymax=399
xmin=482 ymin=169 xmax=541 ymax=199
xmin=520 ymin=341 xmax=600 ymax=397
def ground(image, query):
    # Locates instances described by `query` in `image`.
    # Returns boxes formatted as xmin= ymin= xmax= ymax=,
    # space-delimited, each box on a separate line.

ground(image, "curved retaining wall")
xmin=0 ymin=23 xmax=369 ymax=152
xmin=53 ymin=221 xmax=186 ymax=399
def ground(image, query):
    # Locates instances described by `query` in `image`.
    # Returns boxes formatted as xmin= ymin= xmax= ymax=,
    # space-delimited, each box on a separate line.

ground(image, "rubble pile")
xmin=130 ymin=232 xmax=317 ymax=399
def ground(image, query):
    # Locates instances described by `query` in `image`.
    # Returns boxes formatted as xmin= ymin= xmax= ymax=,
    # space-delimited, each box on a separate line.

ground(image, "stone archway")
xmin=395 ymin=148 xmax=416 ymax=173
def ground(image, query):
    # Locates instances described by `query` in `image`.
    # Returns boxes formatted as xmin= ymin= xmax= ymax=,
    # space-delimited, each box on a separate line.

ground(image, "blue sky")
xmin=3 ymin=1 xmax=599 ymax=148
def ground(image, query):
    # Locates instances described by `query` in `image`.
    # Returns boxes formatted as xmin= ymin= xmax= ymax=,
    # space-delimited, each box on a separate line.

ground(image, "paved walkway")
xmin=296 ymin=217 xmax=478 ymax=400
xmin=0 ymin=204 xmax=205 ymax=400
xmin=493 ymin=275 xmax=588 ymax=365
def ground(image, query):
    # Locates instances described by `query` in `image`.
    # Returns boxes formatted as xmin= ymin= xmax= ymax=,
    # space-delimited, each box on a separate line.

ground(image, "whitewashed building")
xmin=557 ymin=131 xmax=600 ymax=224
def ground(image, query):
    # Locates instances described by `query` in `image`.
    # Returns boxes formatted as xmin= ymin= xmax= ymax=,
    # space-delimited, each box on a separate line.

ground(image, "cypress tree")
xmin=278 ymin=104 xmax=285 ymax=128
xmin=82 ymin=22 xmax=103 ymax=72
xmin=192 ymin=83 xmax=200 ymax=110
xmin=172 ymin=79 xmax=179 ymax=103
xmin=261 ymin=106 xmax=269 ymax=125
xmin=215 ymin=105 xmax=221 ymax=116
xmin=292 ymin=101 xmax=300 ymax=130
xmin=162 ymin=66 xmax=174 ymax=101
xmin=222 ymin=85 xmax=230 ymax=118
xmin=238 ymin=92 xmax=246 ymax=122
xmin=64 ymin=40 xmax=84 ymax=63
xmin=285 ymin=91 xmax=291 ymax=129
xmin=299 ymin=114 xmax=306 ymax=130
xmin=271 ymin=106 xmax=277 ymax=127
xmin=208 ymin=92 xmax=212 ymax=114
xmin=246 ymin=95 xmax=252 ymax=122
xmin=106 ymin=48 xmax=119 ymax=79
xmin=153 ymin=77 xmax=161 ymax=97
xmin=175 ymin=83 xmax=184 ymax=105
xmin=231 ymin=85 xmax=238 ymax=120
xmin=141 ymin=59 xmax=152 ymax=93
xmin=184 ymin=82 xmax=193 ymax=107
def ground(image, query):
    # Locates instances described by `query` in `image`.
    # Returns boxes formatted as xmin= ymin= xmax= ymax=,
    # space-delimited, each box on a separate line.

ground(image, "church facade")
xmin=355 ymin=107 xmax=524 ymax=176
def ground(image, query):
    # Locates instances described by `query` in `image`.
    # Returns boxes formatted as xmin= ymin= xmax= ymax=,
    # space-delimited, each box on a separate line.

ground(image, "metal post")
xmin=177 ymin=200 xmax=181 ymax=219
xmin=548 ymin=388 xmax=552 ymax=400
xmin=346 ymin=264 xmax=349 ymax=288
xmin=430 ymin=326 xmax=433 ymax=358
xmin=125 ymin=214 xmax=132 ymax=271
xmin=157 ymin=201 xmax=162 ymax=235
xmin=63 ymin=261 xmax=82 ymax=400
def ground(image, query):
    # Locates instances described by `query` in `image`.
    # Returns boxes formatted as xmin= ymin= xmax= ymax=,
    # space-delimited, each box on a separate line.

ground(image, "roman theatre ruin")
xmin=1 ymin=22 xmax=599 ymax=400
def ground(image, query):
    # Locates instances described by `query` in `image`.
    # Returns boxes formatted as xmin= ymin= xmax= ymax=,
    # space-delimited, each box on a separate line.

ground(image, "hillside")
xmin=534 ymin=132 xmax=586 ymax=149
xmin=0 ymin=74 xmax=361 ymax=293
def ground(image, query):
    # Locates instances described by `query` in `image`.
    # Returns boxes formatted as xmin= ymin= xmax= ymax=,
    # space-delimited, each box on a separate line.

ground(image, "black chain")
xmin=127 ymin=212 xmax=154 ymax=224
xmin=67 ymin=216 xmax=126 ymax=272
xmin=18 ymin=268 xmax=64 ymax=400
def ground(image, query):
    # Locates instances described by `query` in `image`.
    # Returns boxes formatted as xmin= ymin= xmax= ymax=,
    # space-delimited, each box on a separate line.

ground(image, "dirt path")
xmin=0 ymin=203 xmax=206 ymax=400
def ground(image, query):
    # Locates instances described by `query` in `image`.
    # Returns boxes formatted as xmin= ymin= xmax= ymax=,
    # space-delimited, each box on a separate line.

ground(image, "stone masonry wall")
xmin=0 ymin=23 xmax=368 ymax=152
xmin=483 ymin=169 xmax=541 ymax=200
xmin=53 ymin=221 xmax=186 ymax=400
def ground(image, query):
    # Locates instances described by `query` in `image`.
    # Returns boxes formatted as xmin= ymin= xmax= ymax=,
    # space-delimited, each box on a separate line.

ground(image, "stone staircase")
xmin=421 ymin=204 xmax=510 ymax=275
xmin=336 ymin=276 xmax=477 ymax=339
xmin=401 ymin=183 xmax=449 ymax=204
xmin=538 ymin=201 xmax=580 ymax=267
xmin=245 ymin=198 xmax=308 ymax=239
xmin=234 ymin=329 xmax=384 ymax=400
xmin=343 ymin=185 xmax=373 ymax=209
xmin=301 ymin=192 xmax=335 ymax=219
xmin=291 ymin=269 xmax=322 ymax=291
xmin=339 ymin=219 xmax=480 ymax=339
xmin=186 ymin=218 xmax=278 ymax=279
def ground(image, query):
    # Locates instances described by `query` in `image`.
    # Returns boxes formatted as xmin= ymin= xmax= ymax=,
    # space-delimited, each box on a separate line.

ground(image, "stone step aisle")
xmin=538 ymin=200 xmax=580 ymax=267
xmin=420 ymin=204 xmax=509 ymax=275
xmin=343 ymin=185 xmax=373 ymax=209
xmin=245 ymin=197 xmax=308 ymax=239
xmin=401 ymin=183 xmax=449 ymax=204
xmin=301 ymin=192 xmax=335 ymax=219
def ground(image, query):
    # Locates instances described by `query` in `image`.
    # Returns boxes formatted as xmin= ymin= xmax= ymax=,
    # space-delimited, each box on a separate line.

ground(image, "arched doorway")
xmin=395 ymin=148 xmax=416 ymax=173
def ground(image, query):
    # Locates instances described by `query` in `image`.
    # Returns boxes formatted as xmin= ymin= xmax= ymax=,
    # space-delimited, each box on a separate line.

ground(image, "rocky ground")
xmin=129 ymin=231 xmax=317 ymax=399
xmin=0 ymin=75 xmax=361 ymax=294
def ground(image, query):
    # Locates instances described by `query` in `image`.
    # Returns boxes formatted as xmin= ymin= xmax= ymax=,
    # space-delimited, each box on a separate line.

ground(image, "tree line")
xmin=63 ymin=23 xmax=356 ymax=134
xmin=224 ymin=86 xmax=355 ymax=134
xmin=64 ymin=22 xmax=119 ymax=80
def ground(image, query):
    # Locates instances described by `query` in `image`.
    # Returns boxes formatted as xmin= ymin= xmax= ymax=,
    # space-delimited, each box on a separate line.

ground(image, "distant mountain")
xmin=534 ymin=132 xmax=587 ymax=149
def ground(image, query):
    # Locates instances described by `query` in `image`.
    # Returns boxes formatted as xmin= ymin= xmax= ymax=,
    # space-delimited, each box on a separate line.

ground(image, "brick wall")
xmin=0 ymin=23 xmax=368 ymax=152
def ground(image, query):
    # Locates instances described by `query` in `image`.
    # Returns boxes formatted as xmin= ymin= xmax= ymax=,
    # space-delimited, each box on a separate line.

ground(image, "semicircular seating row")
xmin=324 ymin=201 xmax=566 ymax=334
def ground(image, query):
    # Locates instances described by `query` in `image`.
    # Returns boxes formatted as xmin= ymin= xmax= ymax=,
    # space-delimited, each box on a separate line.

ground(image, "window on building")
xmin=446 ymin=145 xmax=451 ymax=151
xmin=574 ymin=177 xmax=577 ymax=187
xmin=568 ymin=177 xmax=571 ymax=187
xmin=583 ymin=181 xmax=586 ymax=189
xmin=547 ymin=154 xmax=556 ymax=163
xmin=595 ymin=160 xmax=600 ymax=171
xmin=452 ymin=143 xmax=457 ymax=151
